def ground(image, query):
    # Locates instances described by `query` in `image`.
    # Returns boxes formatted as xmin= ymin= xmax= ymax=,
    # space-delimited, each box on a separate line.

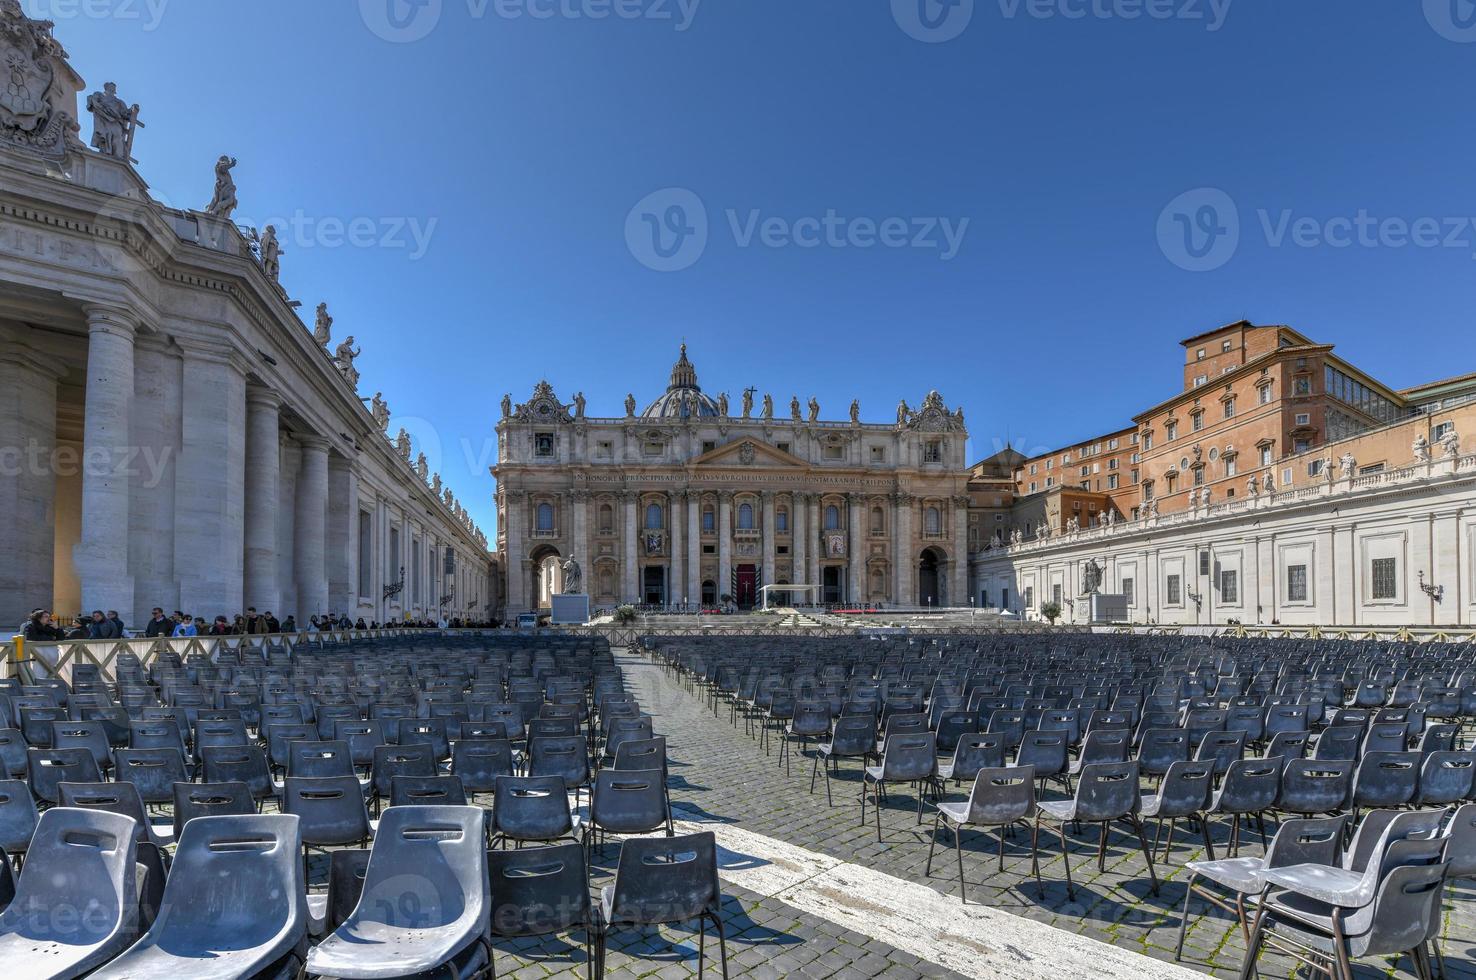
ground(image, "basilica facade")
xmin=494 ymin=347 xmax=971 ymax=613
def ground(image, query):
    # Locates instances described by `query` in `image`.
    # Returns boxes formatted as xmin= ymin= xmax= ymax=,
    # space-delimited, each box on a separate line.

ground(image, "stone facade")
xmin=494 ymin=347 xmax=970 ymax=613
xmin=0 ymin=4 xmax=495 ymax=628
xmin=973 ymin=405 xmax=1476 ymax=627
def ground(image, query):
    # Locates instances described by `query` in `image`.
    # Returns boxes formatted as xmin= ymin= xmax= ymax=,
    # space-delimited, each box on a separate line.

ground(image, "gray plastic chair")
xmin=940 ymin=732 xmax=1006 ymax=786
xmin=1136 ymin=728 xmax=1189 ymax=780
xmin=0 ymin=730 xmax=26 ymax=779
xmin=113 ymin=747 xmax=191 ymax=806
xmin=1174 ymin=814 xmax=1346 ymax=961
xmin=58 ymin=781 xmax=173 ymax=849
xmin=1349 ymin=751 xmax=1418 ymax=816
xmin=1278 ymin=758 xmax=1355 ymax=817
xmin=776 ymin=700 xmax=832 ymax=776
xmin=1034 ymin=759 xmax=1158 ymax=900
xmin=492 ymin=774 xmax=580 ymax=849
xmin=0 ymin=807 xmax=138 ymax=978
xmin=586 ymin=767 xmax=672 ymax=852
xmin=1414 ymin=750 xmax=1475 ymax=806
xmin=304 ymin=805 xmax=490 ymax=979
xmin=282 ymin=775 xmax=372 ymax=867
xmin=451 ymin=736 xmax=514 ymax=796
xmin=1140 ymin=760 xmax=1214 ymax=864
xmin=926 ymin=765 xmax=1037 ymax=902
xmin=489 ymin=841 xmax=596 ymax=980
xmin=0 ymin=779 xmax=37 ymax=859
xmin=27 ymin=746 xmax=102 ymax=806
xmin=598 ymin=830 xmax=727 ymax=980
xmin=528 ymin=734 xmax=592 ymax=803
xmin=861 ymin=732 xmax=940 ymax=841
xmin=812 ymin=715 xmax=874 ymax=804
xmin=1239 ymin=859 xmax=1448 ymax=980
xmin=389 ymin=773 xmax=468 ymax=807
xmin=171 ymin=781 xmax=256 ymax=832
xmin=89 ymin=813 xmax=308 ymax=980
xmin=201 ymin=744 xmax=275 ymax=805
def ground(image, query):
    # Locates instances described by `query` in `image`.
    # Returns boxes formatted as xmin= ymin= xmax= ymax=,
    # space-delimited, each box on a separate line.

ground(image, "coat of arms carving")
xmin=738 ymin=442 xmax=756 ymax=465
xmin=0 ymin=2 xmax=79 ymax=155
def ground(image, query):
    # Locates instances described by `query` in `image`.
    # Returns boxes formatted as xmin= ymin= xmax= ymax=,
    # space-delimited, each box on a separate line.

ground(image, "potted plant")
xmin=1040 ymin=601 xmax=1062 ymax=625
xmin=613 ymin=605 xmax=637 ymax=625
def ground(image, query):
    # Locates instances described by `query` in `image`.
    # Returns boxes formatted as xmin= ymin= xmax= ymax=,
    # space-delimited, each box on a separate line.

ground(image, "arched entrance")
xmin=530 ymin=546 xmax=562 ymax=609
xmin=918 ymin=548 xmax=944 ymax=607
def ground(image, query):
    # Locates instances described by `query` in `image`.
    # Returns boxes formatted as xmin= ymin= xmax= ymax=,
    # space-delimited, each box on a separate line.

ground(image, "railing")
xmin=983 ymin=451 xmax=1476 ymax=560
xmin=1 ymin=628 xmax=461 ymax=685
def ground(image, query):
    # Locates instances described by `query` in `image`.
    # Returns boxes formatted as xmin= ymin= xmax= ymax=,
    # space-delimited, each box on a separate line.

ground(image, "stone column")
xmin=503 ymin=490 xmax=525 ymax=613
xmin=172 ymin=339 xmax=246 ymax=619
xmin=807 ymin=496 xmax=821 ymax=587
xmin=791 ymin=494 xmax=807 ymax=593
xmin=293 ymin=436 xmax=330 ymax=620
xmin=128 ymin=334 xmax=180 ymax=622
xmin=686 ymin=490 xmax=701 ymax=606
xmin=571 ymin=490 xmax=589 ymax=577
xmin=761 ymin=491 xmax=777 ymax=595
xmin=73 ymin=305 xmax=138 ymax=618
xmin=893 ymin=493 xmax=913 ymax=606
xmin=848 ymin=496 xmax=864 ymax=604
xmin=668 ymin=492 xmax=682 ymax=609
xmin=243 ymin=387 xmax=282 ymax=615
xmin=718 ymin=492 xmax=733 ymax=603
xmin=0 ymin=331 xmax=66 ymax=628
xmin=622 ymin=492 xmax=638 ymax=603
xmin=327 ymin=457 xmax=357 ymax=614
xmin=951 ymin=496 xmax=969 ymax=608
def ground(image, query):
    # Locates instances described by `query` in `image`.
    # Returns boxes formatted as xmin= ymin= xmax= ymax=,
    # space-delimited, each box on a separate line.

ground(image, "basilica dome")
xmin=641 ymin=344 xmax=720 ymax=419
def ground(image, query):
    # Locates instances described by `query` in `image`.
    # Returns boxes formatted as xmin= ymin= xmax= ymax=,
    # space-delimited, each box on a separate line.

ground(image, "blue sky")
xmin=47 ymin=0 xmax=1476 ymax=537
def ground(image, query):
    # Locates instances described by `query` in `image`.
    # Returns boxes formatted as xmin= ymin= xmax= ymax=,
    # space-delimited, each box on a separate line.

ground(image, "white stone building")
xmin=493 ymin=347 xmax=971 ymax=614
xmin=0 ymin=6 xmax=496 ymax=628
xmin=972 ymin=435 xmax=1476 ymax=628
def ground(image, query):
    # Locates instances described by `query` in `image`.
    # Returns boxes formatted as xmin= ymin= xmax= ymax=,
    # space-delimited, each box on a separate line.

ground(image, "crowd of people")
xmin=19 ymin=605 xmax=500 ymax=641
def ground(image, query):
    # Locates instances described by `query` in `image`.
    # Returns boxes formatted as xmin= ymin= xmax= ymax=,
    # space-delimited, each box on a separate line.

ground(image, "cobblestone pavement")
xmin=300 ymin=648 xmax=1475 ymax=978
xmin=603 ymin=648 xmax=1476 ymax=980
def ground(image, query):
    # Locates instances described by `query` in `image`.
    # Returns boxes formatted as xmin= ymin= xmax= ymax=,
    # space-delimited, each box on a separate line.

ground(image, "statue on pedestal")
xmin=206 ymin=155 xmax=237 ymax=219
xmin=717 ymin=392 xmax=729 ymax=418
xmin=86 ymin=81 xmax=142 ymax=161
xmin=850 ymin=400 xmax=860 ymax=424
xmin=333 ymin=336 xmax=361 ymax=388
xmin=1083 ymin=558 xmax=1103 ymax=595
xmin=807 ymin=397 xmax=820 ymax=423
xmin=761 ymin=394 xmax=774 ymax=420
xmin=573 ymin=392 xmax=586 ymax=419
xmin=1440 ymin=429 xmax=1461 ymax=458
xmin=561 ymin=554 xmax=583 ymax=594
xmin=741 ymin=389 xmax=753 ymax=418
xmin=624 ymin=393 xmax=637 ymax=417
xmin=790 ymin=396 xmax=802 ymax=422
xmin=1413 ymin=434 xmax=1431 ymax=463
xmin=313 ymin=303 xmax=333 ymax=347
xmin=370 ymin=392 xmax=390 ymax=431
xmin=258 ymin=224 xmax=282 ymax=281
xmin=1339 ymin=453 xmax=1356 ymax=480
xmin=501 ymin=394 xmax=512 ymax=420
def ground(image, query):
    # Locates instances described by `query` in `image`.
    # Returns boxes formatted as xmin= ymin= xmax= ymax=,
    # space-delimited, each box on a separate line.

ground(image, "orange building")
xmin=997 ymin=320 xmax=1476 ymax=539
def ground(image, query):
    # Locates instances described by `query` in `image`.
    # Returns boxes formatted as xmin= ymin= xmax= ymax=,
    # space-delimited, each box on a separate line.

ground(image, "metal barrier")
xmin=0 ymin=628 xmax=464 ymax=684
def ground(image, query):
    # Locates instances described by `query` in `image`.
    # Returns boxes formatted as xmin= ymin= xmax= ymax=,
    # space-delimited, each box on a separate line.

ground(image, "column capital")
xmin=81 ymin=302 xmax=140 ymax=338
xmin=245 ymin=385 xmax=284 ymax=409
xmin=298 ymin=434 xmax=332 ymax=454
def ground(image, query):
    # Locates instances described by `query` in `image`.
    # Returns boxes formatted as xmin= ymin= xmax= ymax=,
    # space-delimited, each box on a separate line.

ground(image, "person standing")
xmin=265 ymin=611 xmax=281 ymax=633
xmin=144 ymin=607 xmax=171 ymax=637
xmin=208 ymin=616 xmax=231 ymax=636
xmin=87 ymin=610 xmax=118 ymax=640
xmin=172 ymin=614 xmax=197 ymax=637
xmin=23 ymin=610 xmax=65 ymax=641
xmin=107 ymin=609 xmax=126 ymax=637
